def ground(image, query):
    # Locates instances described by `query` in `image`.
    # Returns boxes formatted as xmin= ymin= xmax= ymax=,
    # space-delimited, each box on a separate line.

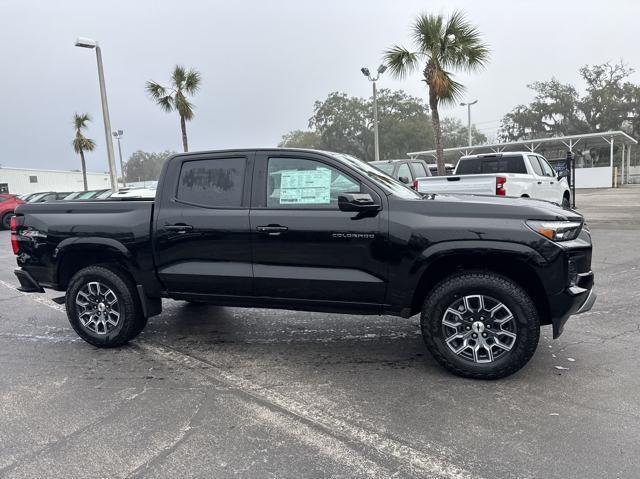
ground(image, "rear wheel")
xmin=1 ymin=212 xmax=13 ymax=230
xmin=421 ymin=272 xmax=540 ymax=379
xmin=562 ymin=194 xmax=571 ymax=209
xmin=66 ymin=266 xmax=146 ymax=347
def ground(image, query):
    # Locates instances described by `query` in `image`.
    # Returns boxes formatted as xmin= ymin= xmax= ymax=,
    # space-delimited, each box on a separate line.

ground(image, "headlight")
xmin=526 ymin=220 xmax=582 ymax=242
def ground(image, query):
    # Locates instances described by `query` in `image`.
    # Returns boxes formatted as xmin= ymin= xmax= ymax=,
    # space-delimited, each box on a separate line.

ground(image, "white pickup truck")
xmin=416 ymin=152 xmax=572 ymax=207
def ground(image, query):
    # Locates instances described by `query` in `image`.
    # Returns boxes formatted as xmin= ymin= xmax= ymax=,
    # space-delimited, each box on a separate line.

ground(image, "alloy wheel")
xmin=75 ymin=281 xmax=121 ymax=335
xmin=441 ymin=294 xmax=517 ymax=363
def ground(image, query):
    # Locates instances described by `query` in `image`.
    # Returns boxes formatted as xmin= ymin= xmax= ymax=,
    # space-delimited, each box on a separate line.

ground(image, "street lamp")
xmin=460 ymin=100 xmax=478 ymax=147
xmin=361 ymin=64 xmax=387 ymax=162
xmin=112 ymin=129 xmax=125 ymax=187
xmin=75 ymin=36 xmax=119 ymax=192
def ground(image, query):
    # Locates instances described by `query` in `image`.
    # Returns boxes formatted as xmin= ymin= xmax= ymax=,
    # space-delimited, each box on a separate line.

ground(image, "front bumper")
xmin=548 ymin=270 xmax=595 ymax=338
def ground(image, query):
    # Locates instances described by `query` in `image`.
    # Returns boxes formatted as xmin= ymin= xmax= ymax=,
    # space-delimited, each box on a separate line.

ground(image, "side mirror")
xmin=557 ymin=170 xmax=569 ymax=180
xmin=398 ymin=176 xmax=410 ymax=184
xmin=338 ymin=193 xmax=380 ymax=213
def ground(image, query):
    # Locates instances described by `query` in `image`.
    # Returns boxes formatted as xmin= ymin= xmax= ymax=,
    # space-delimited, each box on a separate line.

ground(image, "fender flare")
xmin=417 ymin=240 xmax=549 ymax=273
xmin=54 ymin=237 xmax=141 ymax=284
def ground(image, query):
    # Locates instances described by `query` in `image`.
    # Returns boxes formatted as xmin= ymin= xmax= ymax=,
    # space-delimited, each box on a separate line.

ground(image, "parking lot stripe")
xmin=0 ymin=278 xmax=476 ymax=478
xmin=134 ymin=341 xmax=478 ymax=479
xmin=0 ymin=279 xmax=65 ymax=312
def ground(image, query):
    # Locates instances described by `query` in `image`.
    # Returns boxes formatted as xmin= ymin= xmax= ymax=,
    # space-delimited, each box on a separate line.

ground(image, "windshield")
xmin=370 ymin=162 xmax=395 ymax=175
xmin=333 ymin=154 xmax=422 ymax=199
xmin=28 ymin=193 xmax=47 ymax=202
xmin=97 ymin=190 xmax=113 ymax=199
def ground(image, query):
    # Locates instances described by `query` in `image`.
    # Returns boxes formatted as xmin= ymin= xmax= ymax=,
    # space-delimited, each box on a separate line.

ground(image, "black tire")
xmin=421 ymin=271 xmax=540 ymax=379
xmin=562 ymin=194 xmax=571 ymax=209
xmin=1 ymin=212 xmax=13 ymax=230
xmin=66 ymin=265 xmax=146 ymax=348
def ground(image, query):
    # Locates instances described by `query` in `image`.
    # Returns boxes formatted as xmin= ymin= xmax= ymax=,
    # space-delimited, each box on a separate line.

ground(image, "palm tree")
xmin=146 ymin=65 xmax=201 ymax=152
xmin=72 ymin=113 xmax=96 ymax=191
xmin=384 ymin=11 xmax=489 ymax=175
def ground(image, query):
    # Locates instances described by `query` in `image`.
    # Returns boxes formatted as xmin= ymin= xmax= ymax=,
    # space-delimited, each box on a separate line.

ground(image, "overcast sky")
xmin=1 ymin=0 xmax=639 ymax=172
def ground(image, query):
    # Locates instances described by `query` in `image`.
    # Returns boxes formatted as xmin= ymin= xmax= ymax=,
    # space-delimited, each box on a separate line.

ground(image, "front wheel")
xmin=562 ymin=195 xmax=571 ymax=209
xmin=421 ymin=272 xmax=540 ymax=379
xmin=66 ymin=266 xmax=147 ymax=347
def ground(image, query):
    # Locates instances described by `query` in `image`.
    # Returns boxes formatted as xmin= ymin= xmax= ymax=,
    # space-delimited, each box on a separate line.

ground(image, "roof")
xmin=408 ymin=130 xmax=638 ymax=159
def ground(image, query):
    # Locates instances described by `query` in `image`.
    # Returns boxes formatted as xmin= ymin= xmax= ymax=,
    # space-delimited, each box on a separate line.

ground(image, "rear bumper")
xmin=548 ymin=271 xmax=595 ymax=339
xmin=14 ymin=268 xmax=45 ymax=293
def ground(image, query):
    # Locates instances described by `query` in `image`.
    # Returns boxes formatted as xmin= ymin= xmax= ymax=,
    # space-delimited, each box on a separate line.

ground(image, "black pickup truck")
xmin=11 ymin=149 xmax=595 ymax=379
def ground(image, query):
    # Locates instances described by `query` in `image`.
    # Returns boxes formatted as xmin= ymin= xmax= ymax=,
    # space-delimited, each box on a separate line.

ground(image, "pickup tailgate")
xmin=417 ymin=174 xmax=498 ymax=195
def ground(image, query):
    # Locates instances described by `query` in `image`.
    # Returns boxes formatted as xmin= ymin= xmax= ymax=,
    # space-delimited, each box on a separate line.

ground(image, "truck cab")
xmin=369 ymin=159 xmax=432 ymax=189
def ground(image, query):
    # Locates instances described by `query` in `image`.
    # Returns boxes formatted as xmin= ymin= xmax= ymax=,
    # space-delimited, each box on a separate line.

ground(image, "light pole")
xmin=460 ymin=100 xmax=478 ymax=147
xmin=112 ymin=129 xmax=125 ymax=187
xmin=361 ymin=64 xmax=387 ymax=162
xmin=75 ymin=37 xmax=119 ymax=192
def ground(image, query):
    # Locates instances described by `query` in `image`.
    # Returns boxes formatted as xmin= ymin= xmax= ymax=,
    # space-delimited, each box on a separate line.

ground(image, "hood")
xmin=401 ymin=193 xmax=582 ymax=222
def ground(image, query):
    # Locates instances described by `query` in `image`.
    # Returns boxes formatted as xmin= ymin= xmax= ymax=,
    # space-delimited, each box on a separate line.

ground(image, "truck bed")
xmin=15 ymin=199 xmax=154 ymax=235
xmin=13 ymin=199 xmax=155 ymax=290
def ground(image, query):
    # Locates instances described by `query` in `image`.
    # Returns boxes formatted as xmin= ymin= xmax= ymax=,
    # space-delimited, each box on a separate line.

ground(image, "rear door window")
xmin=372 ymin=162 xmax=394 ymax=175
xmin=176 ymin=158 xmax=247 ymax=208
xmin=528 ymin=155 xmax=544 ymax=176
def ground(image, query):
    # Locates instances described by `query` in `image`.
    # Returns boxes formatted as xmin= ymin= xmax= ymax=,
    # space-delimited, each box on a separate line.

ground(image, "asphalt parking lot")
xmin=1 ymin=187 xmax=639 ymax=479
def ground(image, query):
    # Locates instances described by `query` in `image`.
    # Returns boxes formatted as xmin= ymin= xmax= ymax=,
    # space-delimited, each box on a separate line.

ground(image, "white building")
xmin=0 ymin=166 xmax=112 ymax=194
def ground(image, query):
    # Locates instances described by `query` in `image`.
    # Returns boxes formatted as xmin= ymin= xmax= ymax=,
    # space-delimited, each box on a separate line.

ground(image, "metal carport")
xmin=408 ymin=130 xmax=638 ymax=188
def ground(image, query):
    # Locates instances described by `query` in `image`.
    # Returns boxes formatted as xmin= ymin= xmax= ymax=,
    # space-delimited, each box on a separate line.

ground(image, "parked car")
xmin=109 ymin=186 xmax=156 ymax=198
xmin=0 ymin=194 xmax=25 ymax=229
xmin=95 ymin=190 xmax=115 ymax=199
xmin=63 ymin=189 xmax=110 ymax=201
xmin=12 ymin=148 xmax=595 ymax=379
xmin=370 ymin=159 xmax=432 ymax=189
xmin=62 ymin=192 xmax=84 ymax=201
xmin=27 ymin=191 xmax=72 ymax=203
xmin=417 ymin=152 xmax=572 ymax=207
xmin=21 ymin=192 xmax=46 ymax=202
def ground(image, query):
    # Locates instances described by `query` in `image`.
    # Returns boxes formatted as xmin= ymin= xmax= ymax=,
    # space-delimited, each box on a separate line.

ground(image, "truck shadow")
xmin=141 ymin=301 xmax=436 ymax=372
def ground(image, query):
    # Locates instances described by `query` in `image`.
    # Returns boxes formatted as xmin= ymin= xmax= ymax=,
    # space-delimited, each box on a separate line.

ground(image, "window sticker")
xmin=279 ymin=168 xmax=332 ymax=204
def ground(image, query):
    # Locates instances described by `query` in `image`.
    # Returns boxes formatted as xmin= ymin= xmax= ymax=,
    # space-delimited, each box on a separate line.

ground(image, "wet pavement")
xmin=0 ymin=187 xmax=639 ymax=478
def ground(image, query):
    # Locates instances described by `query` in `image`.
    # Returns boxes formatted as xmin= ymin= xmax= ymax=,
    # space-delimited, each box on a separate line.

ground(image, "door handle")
xmin=537 ymin=181 xmax=542 ymax=184
xmin=549 ymin=181 xmax=555 ymax=184
xmin=163 ymin=224 xmax=193 ymax=233
xmin=256 ymin=225 xmax=288 ymax=236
